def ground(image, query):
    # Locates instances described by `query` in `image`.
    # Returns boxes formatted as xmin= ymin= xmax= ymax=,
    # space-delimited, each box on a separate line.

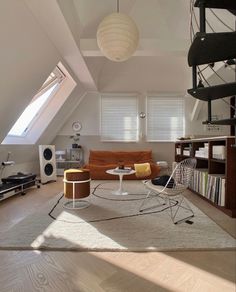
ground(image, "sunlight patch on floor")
xmin=93 ymin=252 xmax=235 ymax=292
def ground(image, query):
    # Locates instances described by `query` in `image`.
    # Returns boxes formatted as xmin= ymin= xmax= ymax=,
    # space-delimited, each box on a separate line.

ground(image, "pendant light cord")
xmin=117 ymin=0 xmax=119 ymax=13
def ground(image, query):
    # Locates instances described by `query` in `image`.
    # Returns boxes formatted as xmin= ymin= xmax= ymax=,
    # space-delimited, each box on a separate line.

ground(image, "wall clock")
xmin=72 ymin=121 xmax=82 ymax=132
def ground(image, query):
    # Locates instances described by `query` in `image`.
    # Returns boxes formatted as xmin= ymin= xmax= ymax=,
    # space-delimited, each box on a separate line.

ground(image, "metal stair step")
xmin=188 ymin=32 xmax=236 ymax=66
xmin=202 ymin=117 xmax=236 ymax=125
xmin=188 ymin=82 xmax=236 ymax=101
xmin=194 ymin=0 xmax=236 ymax=10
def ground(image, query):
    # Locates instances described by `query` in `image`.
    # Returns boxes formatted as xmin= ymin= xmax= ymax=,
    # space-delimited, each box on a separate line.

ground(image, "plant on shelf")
xmin=70 ymin=133 xmax=81 ymax=148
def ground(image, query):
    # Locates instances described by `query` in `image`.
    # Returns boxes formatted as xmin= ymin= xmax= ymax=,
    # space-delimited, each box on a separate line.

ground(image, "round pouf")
xmin=63 ymin=169 xmax=91 ymax=210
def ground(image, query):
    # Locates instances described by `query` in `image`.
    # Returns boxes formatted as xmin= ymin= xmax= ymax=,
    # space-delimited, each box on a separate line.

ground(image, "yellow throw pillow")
xmin=134 ymin=163 xmax=151 ymax=178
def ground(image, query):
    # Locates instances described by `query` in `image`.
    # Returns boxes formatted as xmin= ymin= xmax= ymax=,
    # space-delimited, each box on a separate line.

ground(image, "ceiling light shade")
xmin=97 ymin=12 xmax=139 ymax=62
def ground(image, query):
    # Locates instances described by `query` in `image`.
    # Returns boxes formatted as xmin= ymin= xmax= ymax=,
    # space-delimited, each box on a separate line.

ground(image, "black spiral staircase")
xmin=188 ymin=0 xmax=236 ymax=146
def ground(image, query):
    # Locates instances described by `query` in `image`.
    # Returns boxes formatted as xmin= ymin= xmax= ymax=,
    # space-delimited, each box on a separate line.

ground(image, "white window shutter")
xmin=147 ymin=95 xmax=185 ymax=141
xmin=101 ymin=94 xmax=138 ymax=141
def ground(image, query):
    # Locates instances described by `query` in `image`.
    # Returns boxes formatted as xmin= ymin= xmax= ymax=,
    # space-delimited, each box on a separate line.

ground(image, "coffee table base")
xmin=106 ymin=168 xmax=136 ymax=196
xmin=112 ymin=190 xmax=128 ymax=196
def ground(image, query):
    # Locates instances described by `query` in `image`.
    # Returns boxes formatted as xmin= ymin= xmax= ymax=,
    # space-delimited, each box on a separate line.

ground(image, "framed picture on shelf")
xmin=70 ymin=148 xmax=82 ymax=161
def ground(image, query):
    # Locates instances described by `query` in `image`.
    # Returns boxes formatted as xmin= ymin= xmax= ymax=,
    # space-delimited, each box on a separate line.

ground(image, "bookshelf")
xmin=175 ymin=136 xmax=236 ymax=217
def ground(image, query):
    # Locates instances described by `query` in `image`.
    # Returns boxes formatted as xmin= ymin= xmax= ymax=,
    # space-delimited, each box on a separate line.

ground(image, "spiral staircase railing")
xmin=188 ymin=0 xmax=236 ymax=146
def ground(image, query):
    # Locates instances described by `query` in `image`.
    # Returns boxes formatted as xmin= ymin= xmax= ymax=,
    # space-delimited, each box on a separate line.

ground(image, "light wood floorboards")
xmin=0 ymin=179 xmax=235 ymax=292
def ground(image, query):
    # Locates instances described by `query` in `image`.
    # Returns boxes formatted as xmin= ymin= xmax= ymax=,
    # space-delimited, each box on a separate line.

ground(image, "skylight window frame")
xmin=7 ymin=66 xmax=65 ymax=138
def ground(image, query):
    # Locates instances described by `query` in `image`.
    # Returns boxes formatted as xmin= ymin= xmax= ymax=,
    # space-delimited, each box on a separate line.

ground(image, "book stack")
xmin=176 ymin=147 xmax=181 ymax=155
xmin=183 ymin=146 xmax=191 ymax=156
xmin=114 ymin=167 xmax=132 ymax=173
xmin=195 ymin=143 xmax=208 ymax=158
xmin=189 ymin=169 xmax=225 ymax=206
xmin=212 ymin=145 xmax=225 ymax=160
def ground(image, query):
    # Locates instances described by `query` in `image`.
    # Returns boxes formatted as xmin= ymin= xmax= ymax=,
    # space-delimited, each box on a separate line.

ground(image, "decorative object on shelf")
xmin=205 ymin=114 xmax=222 ymax=132
xmin=55 ymin=150 xmax=66 ymax=161
xmin=96 ymin=0 xmax=139 ymax=62
xmin=70 ymin=148 xmax=83 ymax=161
xmin=118 ymin=162 xmax=125 ymax=170
xmin=72 ymin=121 xmax=82 ymax=132
xmin=70 ymin=133 xmax=81 ymax=149
xmin=71 ymin=121 xmax=82 ymax=148
xmin=177 ymin=135 xmax=195 ymax=140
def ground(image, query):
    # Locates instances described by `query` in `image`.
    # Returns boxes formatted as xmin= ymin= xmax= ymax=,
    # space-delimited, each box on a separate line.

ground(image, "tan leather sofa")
xmin=83 ymin=150 xmax=160 ymax=180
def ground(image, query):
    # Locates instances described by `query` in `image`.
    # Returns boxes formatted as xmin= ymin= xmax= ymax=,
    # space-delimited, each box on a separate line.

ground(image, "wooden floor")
xmin=0 ymin=179 xmax=235 ymax=292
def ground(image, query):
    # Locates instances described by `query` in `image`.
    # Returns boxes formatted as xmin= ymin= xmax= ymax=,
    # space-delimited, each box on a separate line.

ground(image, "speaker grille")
xmin=43 ymin=148 xmax=53 ymax=160
xmin=44 ymin=163 xmax=53 ymax=176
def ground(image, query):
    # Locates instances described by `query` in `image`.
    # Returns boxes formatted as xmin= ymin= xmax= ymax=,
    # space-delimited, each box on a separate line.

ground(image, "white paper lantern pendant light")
xmin=97 ymin=0 xmax=139 ymax=62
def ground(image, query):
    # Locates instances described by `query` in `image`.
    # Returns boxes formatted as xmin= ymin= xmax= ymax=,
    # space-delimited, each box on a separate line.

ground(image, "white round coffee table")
xmin=106 ymin=169 xmax=136 ymax=195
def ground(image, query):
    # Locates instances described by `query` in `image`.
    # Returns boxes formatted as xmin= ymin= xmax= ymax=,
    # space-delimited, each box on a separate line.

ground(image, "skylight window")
xmin=2 ymin=62 xmax=76 ymax=145
xmin=9 ymin=83 xmax=58 ymax=136
xmin=7 ymin=67 xmax=64 ymax=137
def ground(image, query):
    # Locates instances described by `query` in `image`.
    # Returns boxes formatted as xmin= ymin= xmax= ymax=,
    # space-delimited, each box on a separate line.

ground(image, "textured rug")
xmin=0 ymin=181 xmax=235 ymax=251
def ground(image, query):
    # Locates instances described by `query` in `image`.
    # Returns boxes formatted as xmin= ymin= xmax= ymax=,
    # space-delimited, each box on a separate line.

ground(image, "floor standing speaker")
xmin=39 ymin=145 xmax=57 ymax=184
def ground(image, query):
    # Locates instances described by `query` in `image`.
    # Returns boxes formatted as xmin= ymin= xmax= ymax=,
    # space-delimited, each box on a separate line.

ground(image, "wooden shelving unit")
xmin=175 ymin=136 xmax=236 ymax=217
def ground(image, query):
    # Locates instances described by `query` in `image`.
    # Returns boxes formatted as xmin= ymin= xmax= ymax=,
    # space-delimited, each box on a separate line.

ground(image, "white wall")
xmin=0 ymin=0 xmax=58 ymax=176
xmin=0 ymin=0 xmax=61 ymax=141
xmin=0 ymin=0 xmax=86 ymax=177
xmin=97 ymin=56 xmax=192 ymax=92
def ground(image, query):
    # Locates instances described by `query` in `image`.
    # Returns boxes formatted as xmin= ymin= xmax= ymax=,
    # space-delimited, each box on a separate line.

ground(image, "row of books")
xmin=190 ymin=169 xmax=225 ymax=206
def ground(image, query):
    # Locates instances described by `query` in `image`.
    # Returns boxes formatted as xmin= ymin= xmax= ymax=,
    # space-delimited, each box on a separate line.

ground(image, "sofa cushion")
xmin=134 ymin=163 xmax=152 ymax=178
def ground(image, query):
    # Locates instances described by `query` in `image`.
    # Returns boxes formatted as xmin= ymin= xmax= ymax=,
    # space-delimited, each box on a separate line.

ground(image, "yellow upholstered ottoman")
xmin=63 ymin=169 xmax=91 ymax=209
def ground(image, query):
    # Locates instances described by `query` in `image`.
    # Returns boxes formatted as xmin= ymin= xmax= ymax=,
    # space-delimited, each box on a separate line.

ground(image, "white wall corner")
xmin=191 ymin=99 xmax=204 ymax=121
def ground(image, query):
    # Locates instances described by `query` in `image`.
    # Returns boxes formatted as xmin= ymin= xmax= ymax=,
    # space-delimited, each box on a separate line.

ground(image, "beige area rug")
xmin=0 ymin=181 xmax=235 ymax=251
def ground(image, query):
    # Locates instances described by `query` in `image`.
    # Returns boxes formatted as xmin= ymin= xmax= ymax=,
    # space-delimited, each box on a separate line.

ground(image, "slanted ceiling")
xmin=0 ymin=0 xmax=59 ymax=143
xmin=0 ymin=0 xmax=234 ymax=168
xmin=0 ymin=0 xmax=192 ymax=147
xmin=0 ymin=0 xmax=88 ymax=147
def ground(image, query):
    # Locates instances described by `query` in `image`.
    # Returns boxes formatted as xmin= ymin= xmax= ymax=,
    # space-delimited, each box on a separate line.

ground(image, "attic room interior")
xmin=0 ymin=0 xmax=236 ymax=291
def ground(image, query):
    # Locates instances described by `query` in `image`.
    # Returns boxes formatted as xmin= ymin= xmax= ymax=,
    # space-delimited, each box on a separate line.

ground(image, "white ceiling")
xmin=24 ymin=0 xmax=235 ymax=93
xmin=74 ymin=0 xmax=190 ymax=39
xmin=70 ymin=0 xmax=191 ymax=92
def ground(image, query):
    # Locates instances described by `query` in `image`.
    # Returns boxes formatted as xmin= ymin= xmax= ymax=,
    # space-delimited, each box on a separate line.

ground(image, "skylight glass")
xmin=8 ymin=83 xmax=58 ymax=136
